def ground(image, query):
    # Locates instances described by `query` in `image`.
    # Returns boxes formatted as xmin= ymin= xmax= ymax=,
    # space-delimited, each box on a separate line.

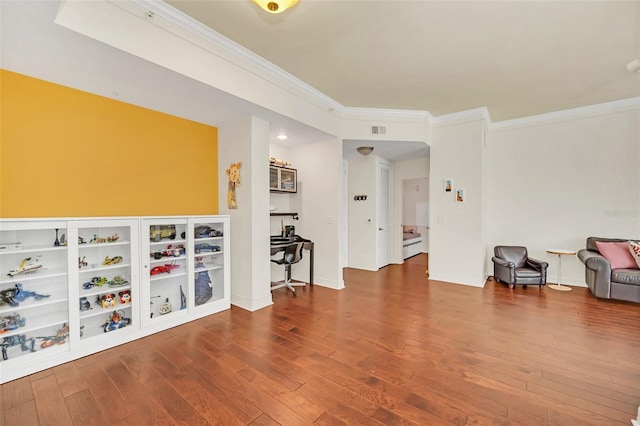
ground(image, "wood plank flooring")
xmin=2 ymin=254 xmax=639 ymax=425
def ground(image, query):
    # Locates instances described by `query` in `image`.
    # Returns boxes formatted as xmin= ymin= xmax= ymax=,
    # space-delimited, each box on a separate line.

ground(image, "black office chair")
xmin=271 ymin=241 xmax=306 ymax=295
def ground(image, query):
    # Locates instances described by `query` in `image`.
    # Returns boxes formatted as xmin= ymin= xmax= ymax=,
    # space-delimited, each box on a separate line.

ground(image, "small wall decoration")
xmin=456 ymin=188 xmax=465 ymax=203
xmin=443 ymin=179 xmax=453 ymax=193
xmin=226 ymin=162 xmax=242 ymax=209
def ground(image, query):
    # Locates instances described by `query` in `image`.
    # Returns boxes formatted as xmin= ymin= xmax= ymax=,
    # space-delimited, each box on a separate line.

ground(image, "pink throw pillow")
xmin=595 ymin=241 xmax=638 ymax=269
xmin=628 ymin=241 xmax=640 ymax=269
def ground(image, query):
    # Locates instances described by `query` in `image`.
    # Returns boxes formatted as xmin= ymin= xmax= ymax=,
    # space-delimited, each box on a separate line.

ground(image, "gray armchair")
xmin=492 ymin=246 xmax=548 ymax=289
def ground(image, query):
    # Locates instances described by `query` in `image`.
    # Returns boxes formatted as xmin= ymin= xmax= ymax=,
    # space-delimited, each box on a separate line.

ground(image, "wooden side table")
xmin=546 ymin=249 xmax=576 ymax=291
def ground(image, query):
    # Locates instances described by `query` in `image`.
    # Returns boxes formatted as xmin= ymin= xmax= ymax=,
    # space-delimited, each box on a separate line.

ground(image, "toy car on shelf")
xmin=149 ymin=225 xmax=176 ymax=242
xmin=102 ymin=255 xmax=123 ymax=266
xmin=194 ymin=225 xmax=223 ymax=239
xmin=194 ymin=243 xmax=221 ymax=253
xmin=83 ymin=276 xmax=108 ymax=289
xmin=150 ymin=265 xmax=171 ymax=275
xmin=107 ymin=276 xmax=128 ymax=287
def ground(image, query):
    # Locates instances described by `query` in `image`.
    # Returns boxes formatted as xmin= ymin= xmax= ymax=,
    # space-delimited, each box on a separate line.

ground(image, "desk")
xmin=546 ymin=249 xmax=576 ymax=291
xmin=270 ymin=239 xmax=314 ymax=285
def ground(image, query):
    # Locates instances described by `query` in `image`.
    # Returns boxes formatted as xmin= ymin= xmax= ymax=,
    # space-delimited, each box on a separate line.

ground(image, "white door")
xmin=377 ymin=161 xmax=392 ymax=268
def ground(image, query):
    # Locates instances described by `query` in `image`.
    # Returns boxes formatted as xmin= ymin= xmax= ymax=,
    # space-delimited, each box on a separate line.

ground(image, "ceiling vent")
xmin=370 ymin=125 xmax=387 ymax=136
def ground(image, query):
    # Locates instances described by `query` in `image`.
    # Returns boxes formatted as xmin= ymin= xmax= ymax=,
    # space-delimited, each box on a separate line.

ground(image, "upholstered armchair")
xmin=492 ymin=246 xmax=548 ymax=289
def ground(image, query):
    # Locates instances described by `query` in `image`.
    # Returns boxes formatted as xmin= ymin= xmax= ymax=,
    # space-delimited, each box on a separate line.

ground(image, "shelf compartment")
xmin=0 ymin=288 xmax=68 ymax=314
xmin=1 ymin=308 xmax=68 ymax=337
xmin=150 ymin=271 xmax=186 ymax=282
xmin=79 ymin=240 xmax=131 ymax=249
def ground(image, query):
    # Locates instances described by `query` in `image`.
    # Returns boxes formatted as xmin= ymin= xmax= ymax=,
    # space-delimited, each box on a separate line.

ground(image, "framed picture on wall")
xmin=456 ymin=189 xmax=465 ymax=203
xmin=443 ymin=179 xmax=453 ymax=193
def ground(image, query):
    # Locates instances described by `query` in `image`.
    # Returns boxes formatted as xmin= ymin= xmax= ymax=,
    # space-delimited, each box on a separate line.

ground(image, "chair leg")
xmin=509 ymin=283 xmax=514 ymax=289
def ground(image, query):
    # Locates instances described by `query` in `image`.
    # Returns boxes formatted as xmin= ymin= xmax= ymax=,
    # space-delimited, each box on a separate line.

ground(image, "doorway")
xmin=402 ymin=177 xmax=429 ymax=259
xmin=377 ymin=161 xmax=392 ymax=268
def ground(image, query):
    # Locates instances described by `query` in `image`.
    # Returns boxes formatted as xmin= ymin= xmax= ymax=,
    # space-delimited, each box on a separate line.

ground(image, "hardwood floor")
xmin=2 ymin=253 xmax=639 ymax=425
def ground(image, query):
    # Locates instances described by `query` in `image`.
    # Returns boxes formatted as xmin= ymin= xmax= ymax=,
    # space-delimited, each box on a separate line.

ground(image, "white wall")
xmin=485 ymin=104 xmax=640 ymax=286
xmin=289 ymin=138 xmax=344 ymax=289
xmin=219 ymin=116 xmax=273 ymax=311
xmin=429 ymin=118 xmax=486 ymax=286
xmin=394 ymin=157 xmax=430 ymax=262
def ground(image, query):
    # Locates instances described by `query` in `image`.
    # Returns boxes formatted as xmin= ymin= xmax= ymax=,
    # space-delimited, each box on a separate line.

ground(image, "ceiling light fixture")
xmin=357 ymin=146 xmax=374 ymax=156
xmin=626 ymin=59 xmax=640 ymax=72
xmin=276 ymin=134 xmax=288 ymax=140
xmin=252 ymin=0 xmax=298 ymax=14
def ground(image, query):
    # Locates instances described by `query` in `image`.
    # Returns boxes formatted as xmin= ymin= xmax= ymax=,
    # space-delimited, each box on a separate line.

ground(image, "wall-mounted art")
xmin=226 ymin=162 xmax=242 ymax=209
xmin=443 ymin=179 xmax=453 ymax=193
xmin=456 ymin=188 xmax=465 ymax=203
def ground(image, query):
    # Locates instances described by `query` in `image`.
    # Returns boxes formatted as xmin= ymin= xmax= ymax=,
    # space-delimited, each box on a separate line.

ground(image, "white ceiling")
xmin=167 ymin=0 xmax=640 ymax=121
xmin=2 ymin=1 xmax=639 ymax=162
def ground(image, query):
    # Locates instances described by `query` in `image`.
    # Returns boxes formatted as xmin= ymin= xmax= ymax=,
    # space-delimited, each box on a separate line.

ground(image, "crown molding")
xmin=488 ymin=97 xmax=640 ymax=132
xmin=130 ymin=0 xmax=344 ymax=115
xmin=340 ymin=107 xmax=432 ymax=122
xmin=429 ymin=107 xmax=490 ymax=128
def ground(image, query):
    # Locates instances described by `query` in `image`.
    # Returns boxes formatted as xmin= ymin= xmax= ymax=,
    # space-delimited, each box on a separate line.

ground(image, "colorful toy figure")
xmin=98 ymin=293 xmax=117 ymax=309
xmin=1 ymin=334 xmax=35 ymax=360
xmin=102 ymin=310 xmax=131 ymax=332
xmin=37 ymin=324 xmax=70 ymax=348
xmin=118 ymin=290 xmax=131 ymax=304
xmin=0 ymin=313 xmax=26 ymax=333
xmin=0 ymin=284 xmax=50 ymax=307
xmin=7 ymin=256 xmax=45 ymax=277
xmin=78 ymin=256 xmax=88 ymax=269
xmin=89 ymin=234 xmax=106 ymax=244
xmin=107 ymin=233 xmax=119 ymax=242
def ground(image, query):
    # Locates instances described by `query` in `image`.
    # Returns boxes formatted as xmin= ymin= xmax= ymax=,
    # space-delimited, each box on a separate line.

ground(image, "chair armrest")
xmin=526 ymin=257 xmax=548 ymax=271
xmin=577 ymin=249 xmax=611 ymax=298
xmin=491 ymin=257 xmax=513 ymax=268
xmin=577 ymin=249 xmax=610 ymax=272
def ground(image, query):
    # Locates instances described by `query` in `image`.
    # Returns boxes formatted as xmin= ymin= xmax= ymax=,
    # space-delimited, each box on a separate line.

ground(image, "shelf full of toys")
xmin=69 ymin=219 xmax=140 ymax=346
xmin=0 ymin=216 xmax=229 ymax=383
xmin=192 ymin=222 xmax=225 ymax=309
xmin=140 ymin=216 xmax=229 ymax=335
xmin=0 ymin=221 xmax=71 ymax=368
xmin=142 ymin=218 xmax=189 ymax=327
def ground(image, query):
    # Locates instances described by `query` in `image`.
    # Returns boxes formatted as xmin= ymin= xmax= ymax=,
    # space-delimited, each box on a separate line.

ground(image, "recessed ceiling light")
xmin=276 ymin=134 xmax=288 ymax=140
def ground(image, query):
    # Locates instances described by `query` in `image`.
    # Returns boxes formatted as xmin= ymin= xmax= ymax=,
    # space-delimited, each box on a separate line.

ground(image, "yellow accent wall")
xmin=0 ymin=70 xmax=218 ymax=218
